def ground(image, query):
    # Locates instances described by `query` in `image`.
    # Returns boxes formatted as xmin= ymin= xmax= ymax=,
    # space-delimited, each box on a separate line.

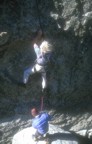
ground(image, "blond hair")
xmin=40 ymin=41 xmax=52 ymax=53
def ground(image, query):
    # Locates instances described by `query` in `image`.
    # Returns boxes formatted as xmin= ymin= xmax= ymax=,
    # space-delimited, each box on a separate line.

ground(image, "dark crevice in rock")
xmin=0 ymin=47 xmax=8 ymax=58
xmin=75 ymin=0 xmax=84 ymax=19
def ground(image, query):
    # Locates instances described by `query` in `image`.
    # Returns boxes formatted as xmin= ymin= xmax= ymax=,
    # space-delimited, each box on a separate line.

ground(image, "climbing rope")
xmin=35 ymin=0 xmax=46 ymax=112
xmin=40 ymin=95 xmax=44 ymax=111
xmin=35 ymin=0 xmax=44 ymax=36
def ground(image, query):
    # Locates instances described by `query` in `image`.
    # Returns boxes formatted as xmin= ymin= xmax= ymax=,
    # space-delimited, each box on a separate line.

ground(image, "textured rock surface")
xmin=12 ymin=125 xmax=78 ymax=144
xmin=0 ymin=1 xmax=92 ymax=143
xmin=0 ymin=0 xmax=92 ymax=144
xmin=0 ymin=0 xmax=92 ymax=116
xmin=0 ymin=111 xmax=92 ymax=144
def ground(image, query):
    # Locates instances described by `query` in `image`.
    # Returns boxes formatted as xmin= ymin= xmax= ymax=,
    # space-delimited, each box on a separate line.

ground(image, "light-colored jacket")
xmin=34 ymin=42 xmax=52 ymax=66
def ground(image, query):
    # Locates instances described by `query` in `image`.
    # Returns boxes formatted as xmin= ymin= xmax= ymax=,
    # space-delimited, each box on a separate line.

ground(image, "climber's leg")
xmin=23 ymin=67 xmax=34 ymax=84
xmin=42 ymin=71 xmax=47 ymax=91
xmin=32 ymin=64 xmax=47 ymax=91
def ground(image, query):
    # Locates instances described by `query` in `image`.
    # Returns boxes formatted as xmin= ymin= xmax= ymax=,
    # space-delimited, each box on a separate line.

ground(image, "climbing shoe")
xmin=44 ymin=138 xmax=50 ymax=144
xmin=32 ymin=135 xmax=38 ymax=141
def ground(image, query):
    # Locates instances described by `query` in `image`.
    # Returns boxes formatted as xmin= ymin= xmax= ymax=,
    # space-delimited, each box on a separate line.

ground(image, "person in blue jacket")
xmin=31 ymin=107 xmax=52 ymax=140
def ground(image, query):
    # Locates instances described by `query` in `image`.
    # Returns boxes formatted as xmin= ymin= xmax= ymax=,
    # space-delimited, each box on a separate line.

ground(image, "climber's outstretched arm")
xmin=33 ymin=43 xmax=41 ymax=58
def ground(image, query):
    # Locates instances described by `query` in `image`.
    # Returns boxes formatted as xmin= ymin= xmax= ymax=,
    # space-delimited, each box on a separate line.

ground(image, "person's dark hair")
xmin=31 ymin=107 xmax=39 ymax=117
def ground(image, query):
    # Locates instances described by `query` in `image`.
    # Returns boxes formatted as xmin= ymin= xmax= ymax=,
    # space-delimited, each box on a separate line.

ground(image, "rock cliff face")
xmin=0 ymin=0 xmax=92 ymax=116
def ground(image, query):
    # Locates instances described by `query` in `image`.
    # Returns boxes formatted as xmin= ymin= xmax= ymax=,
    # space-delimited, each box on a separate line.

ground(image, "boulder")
xmin=12 ymin=127 xmax=46 ymax=144
xmin=13 ymin=124 xmax=90 ymax=144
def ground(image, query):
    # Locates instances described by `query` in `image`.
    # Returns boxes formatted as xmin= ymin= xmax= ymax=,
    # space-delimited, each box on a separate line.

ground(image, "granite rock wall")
xmin=0 ymin=0 xmax=92 ymax=116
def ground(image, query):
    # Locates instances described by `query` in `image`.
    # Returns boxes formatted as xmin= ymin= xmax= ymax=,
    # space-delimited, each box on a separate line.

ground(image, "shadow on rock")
xmin=45 ymin=132 xmax=91 ymax=144
xmin=4 ymin=69 xmax=25 ymax=86
xmin=0 ymin=130 xmax=3 ymax=139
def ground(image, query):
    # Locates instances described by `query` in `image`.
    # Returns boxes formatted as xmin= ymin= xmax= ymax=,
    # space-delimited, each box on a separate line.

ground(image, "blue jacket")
xmin=32 ymin=112 xmax=51 ymax=135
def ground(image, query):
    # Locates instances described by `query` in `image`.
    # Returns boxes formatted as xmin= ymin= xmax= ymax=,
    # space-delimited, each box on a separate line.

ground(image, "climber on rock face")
xmin=31 ymin=107 xmax=52 ymax=141
xmin=23 ymin=30 xmax=53 ymax=91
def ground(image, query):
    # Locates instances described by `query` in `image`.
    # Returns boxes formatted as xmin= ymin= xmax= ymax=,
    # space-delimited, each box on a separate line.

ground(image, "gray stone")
xmin=0 ymin=3 xmax=92 ymax=144
xmin=0 ymin=114 xmax=92 ymax=144
xmin=0 ymin=32 xmax=10 ymax=46
xmin=88 ymin=129 xmax=92 ymax=138
xmin=12 ymin=124 xmax=79 ymax=144
xmin=0 ymin=0 xmax=92 ymax=115
xmin=76 ymin=130 xmax=87 ymax=137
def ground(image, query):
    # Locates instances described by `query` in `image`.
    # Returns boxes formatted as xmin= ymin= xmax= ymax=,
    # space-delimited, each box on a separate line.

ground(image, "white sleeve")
xmin=34 ymin=43 xmax=39 ymax=49
xmin=33 ymin=43 xmax=41 ymax=58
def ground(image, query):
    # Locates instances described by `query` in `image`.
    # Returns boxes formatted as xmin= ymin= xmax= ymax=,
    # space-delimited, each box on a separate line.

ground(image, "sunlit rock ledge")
xmin=12 ymin=124 xmax=91 ymax=144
